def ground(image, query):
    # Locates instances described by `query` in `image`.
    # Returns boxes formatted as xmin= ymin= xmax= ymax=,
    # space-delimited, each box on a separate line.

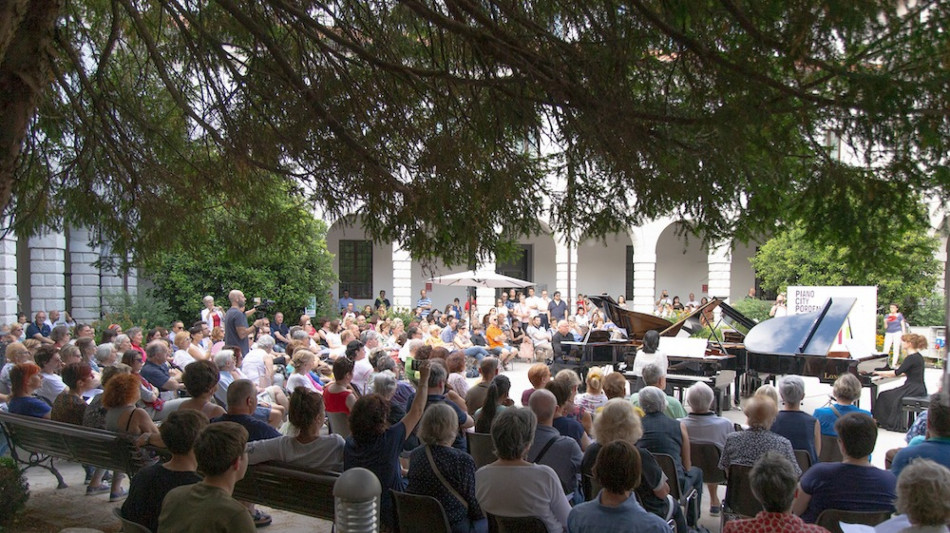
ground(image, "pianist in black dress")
xmin=872 ymin=334 xmax=928 ymax=431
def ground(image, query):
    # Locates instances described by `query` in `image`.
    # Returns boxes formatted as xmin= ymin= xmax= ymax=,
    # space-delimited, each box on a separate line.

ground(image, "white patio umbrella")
xmin=429 ymin=269 xmax=534 ymax=326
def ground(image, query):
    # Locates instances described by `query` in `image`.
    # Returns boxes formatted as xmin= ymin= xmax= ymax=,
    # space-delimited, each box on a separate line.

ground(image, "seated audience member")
xmin=324 ymin=356 xmax=357 ymax=415
xmin=568 ymin=440 xmax=672 ymax=533
xmin=407 ymin=403 xmax=487 ymax=533
xmin=680 ymin=381 xmax=735 ymax=516
xmin=178 ymin=360 xmax=226 ymax=419
xmin=347 ymin=340 xmax=374 ymax=394
xmin=722 ymin=452 xmax=828 ymax=533
xmin=575 ymin=367 xmax=608 ymax=414
xmin=0 ymin=342 xmax=31 ymax=396
xmin=8 ymin=363 xmax=51 ymax=418
xmin=286 ymin=349 xmax=323 ymax=393
xmin=34 ymin=344 xmax=66 ymax=404
xmin=122 ymin=410 xmax=208 ymax=532
xmin=94 ymin=342 xmax=118 ymax=369
xmin=466 ymin=357 xmax=500 ymax=416
xmin=121 ymin=349 xmax=160 ymax=412
xmin=527 ymin=389 xmax=583 ymax=501
xmin=411 ymin=360 xmax=474 ymax=451
xmin=445 ymin=350 xmax=470 ymax=399
xmin=582 ymin=399 xmax=686 ymax=531
xmin=475 ymin=408 xmax=571 ymax=533
xmin=104 ymin=373 xmax=165 ymax=502
xmin=246 ymin=388 xmax=344 ymax=472
xmin=813 ymin=373 xmax=871 ymax=437
xmin=547 ymin=378 xmax=591 ymax=450
xmin=791 ymin=412 xmax=896 ymax=523
xmin=373 ymin=371 xmax=406 ymax=426
xmin=172 ymin=331 xmax=198 ymax=369
xmin=345 ymin=361 xmax=431 ymax=530
xmin=874 ymin=459 xmax=950 ymax=533
xmin=637 ymin=386 xmax=703 ymax=526
xmin=51 ymin=362 xmax=109 ymax=494
xmin=521 ymin=363 xmax=552 ymax=406
xmin=720 ymin=396 xmax=801 ymax=477
xmin=772 ymin=375 xmax=820 ymax=465
xmin=602 ymin=372 xmax=628 ymax=402
xmin=83 ymin=365 xmax=130 ymax=429
xmin=240 ymin=334 xmax=277 ymax=389
xmin=139 ymin=340 xmax=184 ymax=396
xmin=212 ymin=379 xmax=281 ymax=442
xmin=474 ymin=375 xmax=512 ymax=434
xmin=630 ymin=364 xmax=687 ymax=419
xmin=157 ymin=422 xmax=256 ymax=533
xmin=891 ymin=392 xmax=950 ymax=477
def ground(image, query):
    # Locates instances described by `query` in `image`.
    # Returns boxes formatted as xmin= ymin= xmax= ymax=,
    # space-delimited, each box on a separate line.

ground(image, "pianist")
xmin=630 ymin=331 xmax=668 ymax=394
xmin=551 ymin=321 xmax=574 ymax=363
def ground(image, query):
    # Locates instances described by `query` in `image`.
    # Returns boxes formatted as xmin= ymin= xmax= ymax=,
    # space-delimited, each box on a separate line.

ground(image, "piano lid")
xmin=744 ymin=297 xmax=857 ymax=356
xmin=717 ymin=300 xmax=757 ymax=336
xmin=659 ymin=298 xmax=722 ymax=337
xmin=587 ymin=295 xmax=722 ymax=340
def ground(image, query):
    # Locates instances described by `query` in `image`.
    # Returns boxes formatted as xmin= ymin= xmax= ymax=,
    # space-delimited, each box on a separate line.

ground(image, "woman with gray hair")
xmin=771 ymin=375 xmax=820 ymax=464
xmin=475 ymin=408 xmax=570 ymax=532
xmin=407 ymin=404 xmax=487 ymax=533
xmin=95 ymin=342 xmax=118 ymax=368
xmin=877 ymin=458 xmax=950 ymax=532
xmin=373 ymin=371 xmax=406 ymax=426
xmin=719 ymin=396 xmax=801 ymax=477
xmin=812 ymin=373 xmax=871 ymax=437
xmin=681 ymin=381 xmax=735 ymax=516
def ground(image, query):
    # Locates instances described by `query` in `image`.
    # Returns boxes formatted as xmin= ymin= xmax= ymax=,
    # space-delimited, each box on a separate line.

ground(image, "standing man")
xmin=526 ymin=287 xmax=543 ymax=324
xmin=374 ymin=290 xmax=391 ymax=310
xmin=882 ymin=303 xmax=908 ymax=369
xmin=417 ymin=289 xmax=433 ymax=317
xmin=548 ymin=291 xmax=568 ymax=323
xmin=26 ymin=311 xmax=53 ymax=345
xmin=338 ymin=290 xmax=355 ymax=316
xmin=224 ymin=290 xmax=256 ymax=357
xmin=539 ymin=289 xmax=552 ymax=329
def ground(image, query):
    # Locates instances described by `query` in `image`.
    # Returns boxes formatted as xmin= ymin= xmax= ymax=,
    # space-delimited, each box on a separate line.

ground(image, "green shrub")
xmin=97 ymin=290 xmax=176 ymax=331
xmin=913 ymin=293 xmax=946 ymax=327
xmin=0 ymin=456 xmax=29 ymax=528
xmin=730 ymin=298 xmax=773 ymax=323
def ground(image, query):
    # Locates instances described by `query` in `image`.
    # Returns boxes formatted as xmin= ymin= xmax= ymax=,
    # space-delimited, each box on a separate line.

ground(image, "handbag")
xmin=424 ymin=445 xmax=468 ymax=510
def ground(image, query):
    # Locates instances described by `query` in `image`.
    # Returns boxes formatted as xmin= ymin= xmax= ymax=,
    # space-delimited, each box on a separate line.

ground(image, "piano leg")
xmin=869 ymin=383 xmax=878 ymax=413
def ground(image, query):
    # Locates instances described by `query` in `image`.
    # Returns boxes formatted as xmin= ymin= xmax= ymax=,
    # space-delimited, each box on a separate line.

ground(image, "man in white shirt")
xmin=539 ymin=289 xmax=552 ymax=329
xmin=527 ymin=315 xmax=553 ymax=361
xmin=34 ymin=345 xmax=66 ymax=404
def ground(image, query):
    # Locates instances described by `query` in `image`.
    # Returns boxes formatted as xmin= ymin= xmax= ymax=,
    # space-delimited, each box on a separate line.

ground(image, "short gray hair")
xmin=427 ymin=360 xmax=447 ymax=388
xmin=897 ymin=458 xmax=950 ymax=526
xmin=145 ymin=340 xmax=168 ymax=360
xmin=779 ymin=375 xmax=805 ymax=405
xmin=256 ymin=335 xmax=275 ymax=349
xmin=360 ymin=330 xmax=378 ymax=344
xmin=833 ymin=373 xmax=862 ymax=403
xmin=750 ymin=451 xmax=798 ymax=512
xmin=638 ymin=386 xmax=667 ymax=414
xmin=95 ymin=343 xmax=116 ymax=364
xmin=214 ymin=350 xmax=234 ymax=369
xmin=290 ymin=328 xmax=309 ymax=341
xmin=406 ymin=339 xmax=424 ymax=354
xmin=418 ymin=403 xmax=459 ymax=447
xmin=686 ymin=382 xmax=715 ymax=413
xmin=491 ymin=408 xmax=537 ymax=460
xmin=373 ymin=371 xmax=397 ymax=399
xmin=641 ymin=364 xmax=665 ymax=387
xmin=595 ymin=399 xmax=642 ymax=444
xmin=115 ymin=334 xmax=130 ymax=347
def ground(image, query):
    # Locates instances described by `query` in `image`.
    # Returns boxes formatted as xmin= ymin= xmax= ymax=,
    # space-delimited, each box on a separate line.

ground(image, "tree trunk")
xmin=0 ymin=0 xmax=61 ymax=213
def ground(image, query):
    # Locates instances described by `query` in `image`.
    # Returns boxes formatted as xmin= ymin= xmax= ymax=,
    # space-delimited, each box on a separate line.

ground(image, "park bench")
xmin=232 ymin=461 xmax=339 ymax=521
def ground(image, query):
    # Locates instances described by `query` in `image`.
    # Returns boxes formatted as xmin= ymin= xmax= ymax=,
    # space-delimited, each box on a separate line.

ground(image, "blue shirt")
xmin=338 ymin=296 xmax=355 ymax=313
xmin=404 ymin=392 xmax=469 ymax=451
xmin=891 ymin=437 xmax=950 ymax=478
xmin=211 ymin=413 xmax=281 ymax=442
xmin=416 ymin=297 xmax=432 ymax=316
xmin=140 ymin=360 xmax=172 ymax=390
xmin=553 ymin=416 xmax=586 ymax=448
xmin=813 ymin=404 xmax=872 ymax=436
xmin=799 ymin=462 xmax=896 ymax=523
xmin=25 ymin=322 xmax=50 ymax=341
xmin=345 ymin=421 xmax=408 ymax=528
xmin=771 ymin=410 xmax=819 ymax=464
xmin=568 ymin=492 xmax=672 ymax=533
xmin=8 ymin=396 xmax=51 ymax=418
xmin=440 ymin=328 xmax=457 ymax=344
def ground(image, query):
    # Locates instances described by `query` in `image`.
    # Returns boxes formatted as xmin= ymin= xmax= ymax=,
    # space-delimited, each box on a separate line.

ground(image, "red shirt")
xmin=723 ymin=512 xmax=830 ymax=533
xmin=324 ymin=388 xmax=352 ymax=414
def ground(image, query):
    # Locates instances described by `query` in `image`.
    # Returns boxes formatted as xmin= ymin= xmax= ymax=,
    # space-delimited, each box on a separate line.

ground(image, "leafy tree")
xmin=143 ymin=202 xmax=337 ymax=323
xmin=0 ymin=1 xmax=948 ymax=271
xmin=750 ymin=223 xmax=941 ymax=323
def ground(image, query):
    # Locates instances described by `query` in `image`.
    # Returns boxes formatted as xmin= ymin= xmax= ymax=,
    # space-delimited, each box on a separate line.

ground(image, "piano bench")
xmin=899 ymin=396 xmax=931 ymax=432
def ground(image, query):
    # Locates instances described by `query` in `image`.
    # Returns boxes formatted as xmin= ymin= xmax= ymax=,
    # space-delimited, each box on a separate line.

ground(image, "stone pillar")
xmin=29 ymin=233 xmax=66 ymax=315
xmin=0 ymin=233 xmax=17 ymax=324
xmin=632 ymin=253 xmax=657 ymax=313
xmin=555 ymin=235 xmax=578 ymax=303
xmin=476 ymin=257 xmax=496 ymax=320
xmin=69 ymin=228 xmax=101 ymax=323
xmin=392 ymin=243 xmax=413 ymax=311
xmin=707 ymin=243 xmax=732 ymax=302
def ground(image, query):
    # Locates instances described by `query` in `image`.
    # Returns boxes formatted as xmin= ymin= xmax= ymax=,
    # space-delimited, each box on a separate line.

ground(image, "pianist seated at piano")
xmin=630 ymin=331 xmax=669 ymax=394
xmin=630 ymin=364 xmax=687 ymax=420
xmin=772 ymin=376 xmax=821 ymax=465
xmin=872 ymin=333 xmax=929 ymax=432
xmin=813 ymin=374 xmax=871 ymax=437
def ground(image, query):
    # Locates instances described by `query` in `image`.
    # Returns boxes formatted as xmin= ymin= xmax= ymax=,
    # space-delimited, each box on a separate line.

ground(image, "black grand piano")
xmin=744 ymin=296 xmax=893 ymax=409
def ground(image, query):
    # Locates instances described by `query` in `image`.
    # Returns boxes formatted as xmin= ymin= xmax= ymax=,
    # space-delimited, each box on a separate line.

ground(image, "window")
xmin=339 ymin=240 xmax=373 ymax=299
xmin=625 ymin=246 xmax=634 ymax=300
xmin=495 ymin=245 xmax=532 ymax=297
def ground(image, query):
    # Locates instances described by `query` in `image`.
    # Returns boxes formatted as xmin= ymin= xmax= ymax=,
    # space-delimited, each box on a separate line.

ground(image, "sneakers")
xmin=86 ymin=484 xmax=111 ymax=496
xmin=251 ymin=509 xmax=272 ymax=528
xmin=109 ymin=488 xmax=128 ymax=502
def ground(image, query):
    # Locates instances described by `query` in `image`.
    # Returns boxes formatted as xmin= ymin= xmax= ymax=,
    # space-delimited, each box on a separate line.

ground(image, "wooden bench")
xmin=0 ymin=411 xmax=151 ymax=488
xmin=232 ymin=462 xmax=338 ymax=521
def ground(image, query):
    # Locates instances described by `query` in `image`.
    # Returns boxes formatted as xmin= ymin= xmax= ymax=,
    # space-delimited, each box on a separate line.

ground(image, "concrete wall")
xmin=576 ymin=232 xmax=630 ymax=299
xmin=325 ymin=216 xmax=393 ymax=309
xmin=730 ymin=240 xmax=758 ymax=303
xmin=654 ymin=223 xmax=708 ymax=304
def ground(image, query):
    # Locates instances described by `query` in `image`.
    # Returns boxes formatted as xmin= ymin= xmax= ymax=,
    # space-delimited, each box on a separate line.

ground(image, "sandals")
xmin=109 ymin=488 xmax=128 ymax=502
xmin=251 ymin=509 xmax=272 ymax=528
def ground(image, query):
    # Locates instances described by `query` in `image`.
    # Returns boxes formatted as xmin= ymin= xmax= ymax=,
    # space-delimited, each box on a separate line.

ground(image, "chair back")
xmin=112 ymin=508 xmax=152 ymax=533
xmin=815 ymin=509 xmax=893 ymax=533
xmin=583 ymin=473 xmax=603 ymax=501
xmin=487 ymin=513 xmax=547 ymax=533
xmin=793 ymin=449 xmax=813 ymax=474
xmin=468 ymin=432 xmax=497 ymax=468
xmin=652 ymin=452 xmax=682 ymax=500
xmin=690 ymin=442 xmax=726 ymax=484
xmin=327 ymin=411 xmax=351 ymax=439
xmin=819 ymin=434 xmax=843 ymax=462
xmin=723 ymin=464 xmax=762 ymax=518
xmin=391 ymin=490 xmax=453 ymax=533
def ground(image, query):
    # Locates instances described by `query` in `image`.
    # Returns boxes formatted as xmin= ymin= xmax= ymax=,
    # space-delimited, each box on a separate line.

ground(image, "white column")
xmin=632 ymin=253 xmax=657 ymax=313
xmin=391 ymin=243 xmax=412 ymax=311
xmin=0 ymin=233 xmax=17 ymax=324
xmin=68 ymin=228 xmax=101 ymax=323
xmin=476 ymin=256 xmax=496 ymax=320
xmin=555 ymin=234 xmax=578 ymax=302
xmin=29 ymin=233 xmax=66 ymax=315
xmin=707 ymin=243 xmax=732 ymax=301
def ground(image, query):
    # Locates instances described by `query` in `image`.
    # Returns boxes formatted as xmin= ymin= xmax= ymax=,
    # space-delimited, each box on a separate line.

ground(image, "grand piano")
xmin=744 ymin=296 xmax=893 ymax=409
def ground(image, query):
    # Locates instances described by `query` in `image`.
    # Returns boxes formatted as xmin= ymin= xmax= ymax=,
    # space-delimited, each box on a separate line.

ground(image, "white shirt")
xmin=631 ymin=349 xmax=668 ymax=377
xmin=172 ymin=349 xmax=196 ymax=369
xmin=526 ymin=296 xmax=544 ymax=317
xmin=246 ymin=434 xmax=345 ymax=472
xmin=241 ymin=349 xmax=270 ymax=387
xmin=37 ymin=373 xmax=67 ymax=404
xmin=476 ymin=463 xmax=570 ymax=533
xmin=351 ymin=358 xmax=374 ymax=394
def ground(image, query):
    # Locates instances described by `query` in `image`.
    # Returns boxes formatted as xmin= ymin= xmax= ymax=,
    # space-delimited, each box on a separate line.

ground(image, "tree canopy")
xmin=750 ymin=222 xmax=942 ymax=323
xmin=1 ymin=1 xmax=948 ymax=268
